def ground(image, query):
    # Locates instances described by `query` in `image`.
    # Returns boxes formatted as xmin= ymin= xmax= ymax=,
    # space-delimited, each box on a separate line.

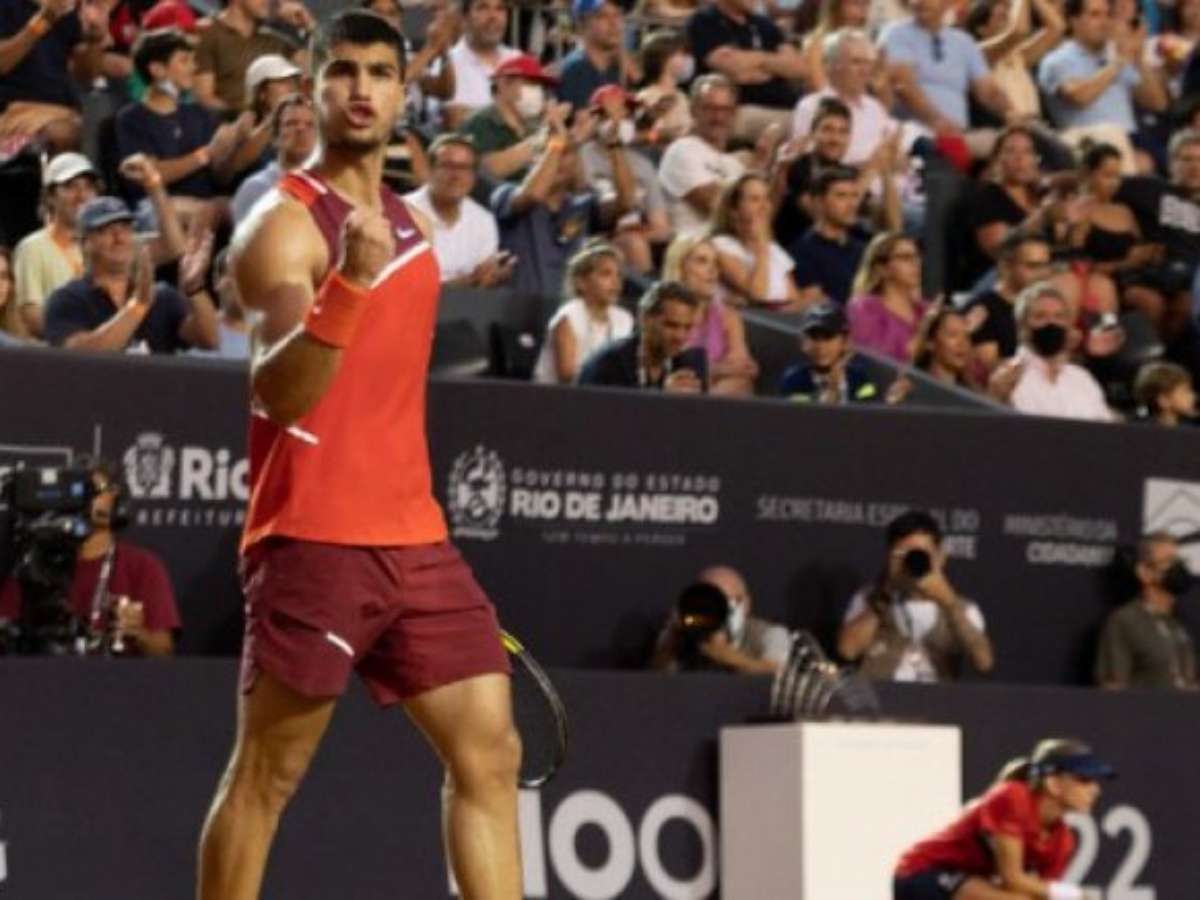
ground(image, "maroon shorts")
xmin=239 ymin=538 xmax=510 ymax=705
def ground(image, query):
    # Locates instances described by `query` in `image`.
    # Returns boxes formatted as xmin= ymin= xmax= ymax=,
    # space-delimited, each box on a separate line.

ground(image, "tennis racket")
xmin=502 ymin=630 xmax=569 ymax=788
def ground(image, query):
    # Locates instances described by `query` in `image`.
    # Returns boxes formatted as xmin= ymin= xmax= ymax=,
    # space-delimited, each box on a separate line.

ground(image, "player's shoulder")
xmin=232 ymin=188 xmax=325 ymax=269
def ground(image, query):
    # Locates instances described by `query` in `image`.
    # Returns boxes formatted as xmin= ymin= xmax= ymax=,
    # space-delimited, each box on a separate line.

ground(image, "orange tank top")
xmin=240 ymin=169 xmax=448 ymax=553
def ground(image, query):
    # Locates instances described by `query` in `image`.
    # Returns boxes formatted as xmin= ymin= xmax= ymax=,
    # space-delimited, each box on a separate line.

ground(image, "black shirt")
xmin=1116 ymin=175 xmax=1200 ymax=266
xmin=114 ymin=102 xmax=221 ymax=200
xmin=965 ymin=288 xmax=1018 ymax=359
xmin=0 ymin=1 xmax=83 ymax=109
xmin=578 ymin=334 xmax=662 ymax=388
xmin=686 ymin=5 xmax=798 ymax=109
xmin=44 ymin=276 xmax=192 ymax=354
xmin=970 ymin=182 xmax=1030 ymax=236
xmin=788 ymin=227 xmax=867 ymax=306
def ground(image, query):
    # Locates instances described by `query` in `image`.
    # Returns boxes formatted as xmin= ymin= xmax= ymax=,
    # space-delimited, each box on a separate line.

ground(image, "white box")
xmin=720 ymin=721 xmax=961 ymax=899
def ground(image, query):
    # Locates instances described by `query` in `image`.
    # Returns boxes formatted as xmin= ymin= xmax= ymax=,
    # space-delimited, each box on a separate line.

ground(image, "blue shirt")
xmin=556 ymin=48 xmax=621 ymax=111
xmin=491 ymin=181 xmax=595 ymax=301
xmin=788 ymin=227 xmax=867 ymax=306
xmin=879 ymin=19 xmax=989 ymax=128
xmin=44 ymin=276 xmax=191 ymax=354
xmin=115 ymin=102 xmax=221 ymax=199
xmin=0 ymin=1 xmax=82 ymax=109
xmin=1038 ymin=40 xmax=1140 ymax=132
xmin=232 ymin=160 xmax=283 ymax=225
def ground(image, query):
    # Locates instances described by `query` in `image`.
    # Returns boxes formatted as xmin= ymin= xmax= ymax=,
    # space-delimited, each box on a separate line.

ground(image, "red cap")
xmin=589 ymin=84 xmax=637 ymax=111
xmin=934 ymin=133 xmax=972 ymax=174
xmin=141 ymin=0 xmax=198 ymax=32
xmin=492 ymin=54 xmax=559 ymax=86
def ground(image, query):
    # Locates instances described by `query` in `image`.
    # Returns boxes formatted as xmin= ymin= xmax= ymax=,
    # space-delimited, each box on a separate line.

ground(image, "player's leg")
xmin=404 ymin=673 xmax=522 ymax=900
xmin=197 ymin=671 xmax=336 ymax=900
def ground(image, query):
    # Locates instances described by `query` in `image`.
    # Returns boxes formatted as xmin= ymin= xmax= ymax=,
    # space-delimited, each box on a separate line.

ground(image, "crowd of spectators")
xmin=4 ymin=0 xmax=1200 ymax=428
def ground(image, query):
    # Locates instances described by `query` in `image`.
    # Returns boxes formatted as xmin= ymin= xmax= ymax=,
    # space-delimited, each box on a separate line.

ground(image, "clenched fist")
xmin=337 ymin=208 xmax=395 ymax=288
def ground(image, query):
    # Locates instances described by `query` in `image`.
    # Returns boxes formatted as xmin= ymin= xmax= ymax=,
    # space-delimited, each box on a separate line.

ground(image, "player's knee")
xmin=227 ymin=743 xmax=313 ymax=813
xmin=449 ymin=725 xmax=521 ymax=794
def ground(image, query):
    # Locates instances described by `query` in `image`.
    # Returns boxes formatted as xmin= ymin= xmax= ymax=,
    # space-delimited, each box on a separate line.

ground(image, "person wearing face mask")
xmin=636 ymin=31 xmax=695 ymax=145
xmin=1095 ymin=532 xmax=1199 ymax=690
xmin=648 ymin=565 xmax=791 ymax=674
xmin=894 ymin=737 xmax=1112 ymax=900
xmin=838 ymin=509 xmax=993 ymax=683
xmin=115 ymin=27 xmax=251 ymax=203
xmin=988 ymin=282 xmax=1114 ymax=421
xmin=461 ymin=52 xmax=566 ymax=185
xmin=580 ymin=85 xmax=671 ymax=274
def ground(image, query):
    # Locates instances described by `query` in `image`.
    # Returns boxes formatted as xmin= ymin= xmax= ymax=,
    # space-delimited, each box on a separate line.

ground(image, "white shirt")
xmin=403 ymin=185 xmax=500 ymax=283
xmin=658 ymin=135 xmax=745 ymax=235
xmin=1010 ymin=347 xmax=1113 ymax=422
xmin=844 ymin=587 xmax=987 ymax=683
xmin=792 ymin=89 xmax=897 ymax=166
xmin=711 ymin=234 xmax=795 ymax=306
xmin=533 ymin=298 xmax=634 ymax=384
xmin=446 ymin=38 xmax=520 ymax=112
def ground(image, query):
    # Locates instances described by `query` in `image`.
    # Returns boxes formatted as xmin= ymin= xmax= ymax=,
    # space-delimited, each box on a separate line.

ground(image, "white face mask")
xmin=669 ymin=54 xmax=695 ymax=83
xmin=155 ymin=79 xmax=180 ymax=100
xmin=515 ymin=84 xmax=545 ymax=121
xmin=616 ymin=118 xmax=635 ymax=145
xmin=726 ymin=599 xmax=747 ymax=643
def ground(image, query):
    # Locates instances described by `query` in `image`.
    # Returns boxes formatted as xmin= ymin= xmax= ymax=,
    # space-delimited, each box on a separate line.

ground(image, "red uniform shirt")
xmin=895 ymin=780 xmax=1075 ymax=879
xmin=0 ymin=541 xmax=181 ymax=631
xmin=241 ymin=169 xmax=448 ymax=553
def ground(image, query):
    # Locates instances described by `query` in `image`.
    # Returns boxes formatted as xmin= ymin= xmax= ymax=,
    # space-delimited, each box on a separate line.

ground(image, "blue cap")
xmin=572 ymin=0 xmax=610 ymax=21
xmin=78 ymin=196 xmax=135 ymax=235
xmin=1041 ymin=750 xmax=1117 ymax=781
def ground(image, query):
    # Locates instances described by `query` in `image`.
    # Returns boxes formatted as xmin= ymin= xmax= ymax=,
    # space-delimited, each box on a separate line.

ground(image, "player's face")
xmin=1053 ymin=774 xmax=1102 ymax=814
xmin=317 ymin=42 xmax=405 ymax=153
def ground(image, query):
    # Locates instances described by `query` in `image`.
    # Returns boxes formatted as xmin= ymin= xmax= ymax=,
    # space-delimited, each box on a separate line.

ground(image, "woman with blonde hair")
xmin=663 ymin=234 xmax=760 ymax=395
xmin=533 ymin=242 xmax=633 ymax=384
xmin=846 ymin=232 xmax=932 ymax=362
xmin=709 ymin=173 xmax=807 ymax=312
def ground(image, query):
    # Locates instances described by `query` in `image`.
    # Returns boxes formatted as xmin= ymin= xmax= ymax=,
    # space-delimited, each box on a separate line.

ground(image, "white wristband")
xmin=1047 ymin=882 xmax=1085 ymax=900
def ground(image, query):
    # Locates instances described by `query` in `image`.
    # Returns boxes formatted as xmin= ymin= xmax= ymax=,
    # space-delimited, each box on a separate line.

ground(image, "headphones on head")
xmin=77 ymin=454 xmax=131 ymax=532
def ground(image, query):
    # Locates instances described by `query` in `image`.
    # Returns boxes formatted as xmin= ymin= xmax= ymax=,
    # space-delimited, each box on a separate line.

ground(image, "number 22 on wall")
xmin=1063 ymin=806 xmax=1154 ymax=900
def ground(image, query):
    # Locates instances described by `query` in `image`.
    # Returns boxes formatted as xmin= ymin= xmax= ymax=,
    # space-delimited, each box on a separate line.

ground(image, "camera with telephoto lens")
xmin=0 ymin=466 xmax=95 ymax=655
xmin=673 ymin=582 xmax=730 ymax=670
xmin=901 ymin=548 xmax=932 ymax=580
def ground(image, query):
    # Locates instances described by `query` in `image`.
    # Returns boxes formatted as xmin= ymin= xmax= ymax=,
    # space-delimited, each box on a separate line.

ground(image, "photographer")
xmin=838 ymin=510 xmax=993 ymax=682
xmin=1095 ymin=532 xmax=1198 ymax=690
xmin=0 ymin=458 xmax=179 ymax=656
xmin=649 ymin=565 xmax=791 ymax=674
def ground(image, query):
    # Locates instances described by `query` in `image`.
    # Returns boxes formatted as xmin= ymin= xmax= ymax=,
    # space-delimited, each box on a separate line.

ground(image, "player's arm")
xmin=990 ymin=832 xmax=1065 ymax=898
xmin=235 ymin=196 xmax=394 ymax=425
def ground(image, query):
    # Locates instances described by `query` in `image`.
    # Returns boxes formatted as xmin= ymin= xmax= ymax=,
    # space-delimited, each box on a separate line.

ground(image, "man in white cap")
xmin=227 ymin=53 xmax=305 ymax=178
xmin=12 ymin=151 xmax=98 ymax=337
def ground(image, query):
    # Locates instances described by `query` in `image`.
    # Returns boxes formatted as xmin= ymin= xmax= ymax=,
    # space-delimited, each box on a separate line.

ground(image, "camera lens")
xmin=902 ymin=549 xmax=932 ymax=579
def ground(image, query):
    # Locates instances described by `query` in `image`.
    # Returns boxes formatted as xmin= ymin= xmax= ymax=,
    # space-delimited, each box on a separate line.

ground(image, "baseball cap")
xmin=43 ymin=152 xmax=98 ymax=187
xmin=801 ymin=301 xmax=848 ymax=336
xmin=77 ymin=197 xmax=135 ymax=235
xmin=245 ymin=54 xmax=303 ymax=98
xmin=589 ymin=84 xmax=637 ymax=111
xmin=1036 ymin=743 xmax=1117 ymax=781
xmin=492 ymin=54 xmax=559 ymax=86
xmin=141 ymin=0 xmax=198 ymax=32
xmin=573 ymin=0 xmax=616 ymax=21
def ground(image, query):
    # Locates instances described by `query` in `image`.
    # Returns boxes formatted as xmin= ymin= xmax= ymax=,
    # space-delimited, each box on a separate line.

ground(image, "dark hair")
xmin=132 ymin=27 xmax=193 ymax=84
xmin=812 ymin=96 xmax=852 ymax=129
xmin=991 ymin=123 xmax=1038 ymax=162
xmin=1080 ymin=140 xmax=1121 ymax=172
xmin=639 ymin=30 xmax=684 ymax=84
xmin=914 ymin=308 xmax=966 ymax=373
xmin=1134 ymin=361 xmax=1192 ymax=413
xmin=964 ymin=0 xmax=999 ymax=37
xmin=997 ymin=228 xmax=1050 ymax=262
xmin=74 ymin=454 xmax=123 ymax=493
xmin=885 ymin=509 xmax=942 ymax=547
xmin=638 ymin=280 xmax=698 ymax=316
xmin=311 ymin=9 xmax=407 ymax=76
xmin=429 ymin=134 xmax=479 ymax=166
xmin=810 ymin=165 xmax=860 ymax=198
xmin=1064 ymin=0 xmax=1111 ymax=17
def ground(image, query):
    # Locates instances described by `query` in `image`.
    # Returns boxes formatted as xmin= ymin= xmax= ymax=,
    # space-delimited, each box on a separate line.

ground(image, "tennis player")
xmin=893 ymin=738 xmax=1114 ymax=900
xmin=196 ymin=11 xmax=520 ymax=899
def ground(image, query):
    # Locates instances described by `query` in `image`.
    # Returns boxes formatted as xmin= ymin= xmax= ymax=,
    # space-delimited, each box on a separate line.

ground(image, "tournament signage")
xmin=2 ymin=347 xmax=1200 ymax=682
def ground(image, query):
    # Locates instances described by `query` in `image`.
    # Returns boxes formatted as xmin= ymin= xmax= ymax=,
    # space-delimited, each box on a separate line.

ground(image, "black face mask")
xmin=1161 ymin=561 xmax=1194 ymax=597
xmin=902 ymin=548 xmax=932 ymax=579
xmin=1029 ymin=323 xmax=1067 ymax=357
